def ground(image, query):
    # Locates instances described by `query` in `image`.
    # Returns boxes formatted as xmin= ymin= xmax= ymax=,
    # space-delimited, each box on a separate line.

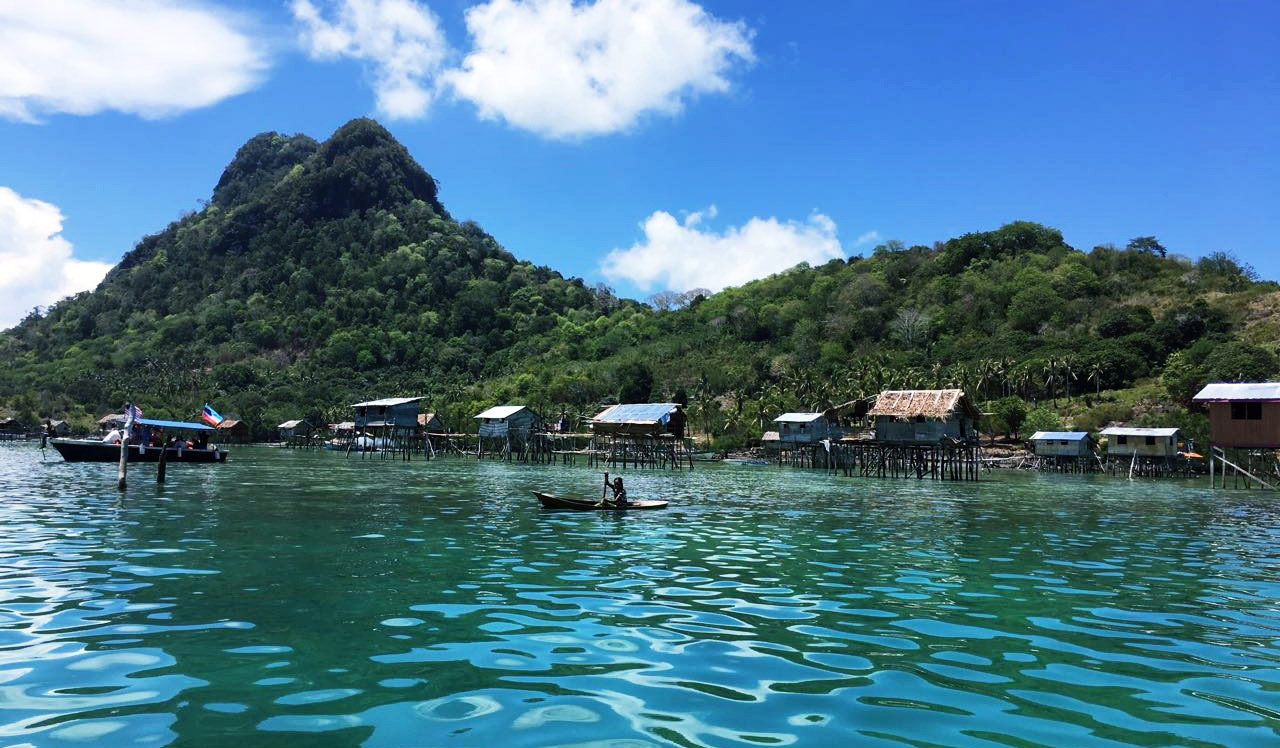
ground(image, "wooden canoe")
xmin=533 ymin=492 xmax=669 ymax=511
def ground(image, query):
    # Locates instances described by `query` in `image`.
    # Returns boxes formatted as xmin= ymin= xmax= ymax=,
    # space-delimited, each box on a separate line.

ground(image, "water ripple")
xmin=2 ymin=444 xmax=1280 ymax=746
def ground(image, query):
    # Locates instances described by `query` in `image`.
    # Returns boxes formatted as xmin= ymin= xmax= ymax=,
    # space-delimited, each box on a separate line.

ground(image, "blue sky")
xmin=1 ymin=0 xmax=1277 ymax=329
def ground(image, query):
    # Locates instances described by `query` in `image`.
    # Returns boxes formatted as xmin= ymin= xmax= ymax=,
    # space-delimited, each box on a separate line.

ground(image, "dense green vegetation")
xmin=2 ymin=119 xmax=1277 ymax=449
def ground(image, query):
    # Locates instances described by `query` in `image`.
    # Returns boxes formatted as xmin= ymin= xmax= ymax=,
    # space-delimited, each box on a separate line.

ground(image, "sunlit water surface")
xmin=2 ymin=443 xmax=1280 ymax=747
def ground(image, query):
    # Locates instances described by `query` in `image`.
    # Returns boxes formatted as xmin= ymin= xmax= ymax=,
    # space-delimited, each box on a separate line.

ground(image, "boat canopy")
xmin=138 ymin=418 xmax=214 ymax=431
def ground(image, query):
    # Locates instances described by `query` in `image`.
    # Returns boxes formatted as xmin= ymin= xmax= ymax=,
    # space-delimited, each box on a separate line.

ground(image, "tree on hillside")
xmin=1126 ymin=236 xmax=1166 ymax=257
xmin=987 ymin=397 xmax=1028 ymax=439
xmin=890 ymin=307 xmax=931 ymax=348
xmin=1023 ymin=406 xmax=1062 ymax=436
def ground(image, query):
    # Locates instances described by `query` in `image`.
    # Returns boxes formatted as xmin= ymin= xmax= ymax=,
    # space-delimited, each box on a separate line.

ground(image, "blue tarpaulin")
xmin=594 ymin=403 xmax=679 ymax=424
xmin=138 ymin=418 xmax=214 ymax=431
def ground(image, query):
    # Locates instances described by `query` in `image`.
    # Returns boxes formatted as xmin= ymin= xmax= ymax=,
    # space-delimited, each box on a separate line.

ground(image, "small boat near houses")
xmin=533 ymin=492 xmax=669 ymax=511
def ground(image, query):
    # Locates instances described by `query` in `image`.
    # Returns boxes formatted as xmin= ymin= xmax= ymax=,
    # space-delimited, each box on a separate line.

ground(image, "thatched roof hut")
xmin=868 ymin=389 xmax=980 ymax=443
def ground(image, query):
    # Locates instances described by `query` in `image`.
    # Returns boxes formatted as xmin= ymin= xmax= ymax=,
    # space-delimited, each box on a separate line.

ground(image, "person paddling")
xmin=601 ymin=472 xmax=628 ymax=507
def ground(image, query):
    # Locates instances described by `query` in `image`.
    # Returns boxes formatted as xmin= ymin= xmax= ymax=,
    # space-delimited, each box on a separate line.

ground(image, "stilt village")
xmin=33 ymin=381 xmax=1278 ymax=491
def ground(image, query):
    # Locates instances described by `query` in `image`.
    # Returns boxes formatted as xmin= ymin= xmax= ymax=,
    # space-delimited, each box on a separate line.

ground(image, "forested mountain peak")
xmin=212 ymin=131 xmax=318 ymax=208
xmin=2 ymin=118 xmax=1276 ymax=449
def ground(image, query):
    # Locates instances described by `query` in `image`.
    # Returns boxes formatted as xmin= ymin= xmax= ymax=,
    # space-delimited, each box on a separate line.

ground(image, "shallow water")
xmin=2 ymin=443 xmax=1280 ymax=747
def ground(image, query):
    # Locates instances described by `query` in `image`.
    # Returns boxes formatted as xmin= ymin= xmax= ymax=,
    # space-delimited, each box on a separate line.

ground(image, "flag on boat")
xmin=201 ymin=403 xmax=225 ymax=427
xmin=124 ymin=403 xmax=142 ymax=426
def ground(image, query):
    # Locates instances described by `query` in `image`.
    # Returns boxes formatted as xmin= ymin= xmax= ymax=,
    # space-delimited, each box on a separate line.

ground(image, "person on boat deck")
xmin=196 ymin=432 xmax=209 ymax=449
xmin=103 ymin=428 xmax=122 ymax=444
xmin=603 ymin=474 xmax=629 ymax=506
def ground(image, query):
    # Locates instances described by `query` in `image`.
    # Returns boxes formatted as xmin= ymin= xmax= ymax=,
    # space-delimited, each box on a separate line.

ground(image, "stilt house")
xmin=1193 ymin=383 xmax=1280 ymax=450
xmin=868 ymin=389 xmax=981 ymax=443
xmin=590 ymin=403 xmax=686 ymax=437
xmin=1029 ymin=431 xmax=1092 ymax=457
xmin=772 ymin=412 xmax=836 ymax=444
xmin=1100 ymin=427 xmax=1180 ymax=458
xmin=475 ymin=405 xmax=542 ymax=438
xmin=47 ymin=420 xmax=71 ymax=437
xmin=354 ymin=397 xmax=423 ymax=430
xmin=216 ymin=419 xmax=249 ymax=442
xmin=278 ymin=419 xmax=310 ymax=439
xmin=1193 ymin=382 xmax=1280 ymax=489
xmin=418 ymin=412 xmax=444 ymax=433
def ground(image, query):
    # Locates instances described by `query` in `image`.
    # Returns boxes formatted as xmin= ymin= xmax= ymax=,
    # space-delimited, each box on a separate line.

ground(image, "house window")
xmin=1117 ymin=435 xmax=1128 ymax=445
xmin=1231 ymin=403 xmax=1263 ymax=420
xmin=1060 ymin=440 xmax=1068 ymax=445
xmin=1145 ymin=436 xmax=1155 ymax=445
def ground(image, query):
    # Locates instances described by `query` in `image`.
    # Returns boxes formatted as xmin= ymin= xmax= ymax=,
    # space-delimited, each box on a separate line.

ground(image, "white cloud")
xmin=442 ymin=0 xmax=754 ymax=138
xmin=601 ymin=208 xmax=844 ymax=293
xmin=855 ymin=230 xmax=881 ymax=246
xmin=0 ymin=188 xmax=111 ymax=331
xmin=0 ymin=1 xmax=267 ymax=121
xmin=292 ymin=0 xmax=450 ymax=120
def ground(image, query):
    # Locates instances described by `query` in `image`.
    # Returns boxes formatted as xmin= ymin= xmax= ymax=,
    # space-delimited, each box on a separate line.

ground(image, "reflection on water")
xmin=2 ymin=443 xmax=1280 ymax=747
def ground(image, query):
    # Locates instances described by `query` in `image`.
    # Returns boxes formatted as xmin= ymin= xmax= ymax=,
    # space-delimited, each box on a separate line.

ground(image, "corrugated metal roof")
xmin=475 ymin=405 xmax=528 ymax=420
xmin=1100 ymin=427 xmax=1180 ymax=437
xmin=1030 ymin=431 xmax=1090 ymax=441
xmin=278 ymin=420 xmax=306 ymax=429
xmin=138 ymin=418 xmax=213 ymax=431
xmin=592 ymin=403 xmax=680 ymax=423
xmin=1193 ymin=382 xmax=1280 ymax=401
xmin=762 ymin=431 xmax=780 ymax=441
xmin=774 ymin=412 xmax=826 ymax=423
xmin=351 ymin=396 xmax=424 ymax=407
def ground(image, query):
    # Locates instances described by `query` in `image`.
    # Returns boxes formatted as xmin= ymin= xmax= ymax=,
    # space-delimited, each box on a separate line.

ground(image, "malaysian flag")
xmin=124 ymin=403 xmax=142 ymax=427
xmin=201 ymin=403 xmax=224 ymax=427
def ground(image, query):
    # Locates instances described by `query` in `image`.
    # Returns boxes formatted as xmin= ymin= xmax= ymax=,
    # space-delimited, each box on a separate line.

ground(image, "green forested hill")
xmin=2 ymin=119 xmax=1277 ymax=445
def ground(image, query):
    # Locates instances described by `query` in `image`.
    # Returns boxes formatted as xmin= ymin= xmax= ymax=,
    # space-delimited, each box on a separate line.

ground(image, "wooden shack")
xmin=216 ymin=419 xmax=249 ymax=442
xmin=46 ymin=419 xmax=72 ymax=437
xmin=474 ymin=405 xmax=543 ymax=459
xmin=868 ymin=389 xmax=980 ymax=443
xmin=351 ymin=397 xmax=424 ymax=460
xmin=418 ymin=412 xmax=444 ymax=433
xmin=1100 ymin=427 xmax=1179 ymax=458
xmin=773 ymin=412 xmax=834 ymax=444
xmin=1030 ymin=431 xmax=1092 ymax=457
xmin=278 ymin=419 xmax=310 ymax=439
xmin=1194 ymin=383 xmax=1280 ymax=449
xmin=1193 ymin=382 xmax=1280 ymax=489
xmin=588 ymin=403 xmax=691 ymax=469
xmin=475 ymin=405 xmax=542 ymax=437
xmin=591 ymin=403 xmax=685 ymax=436
xmin=278 ymin=419 xmax=313 ymax=448
xmin=819 ymin=389 xmax=981 ymax=481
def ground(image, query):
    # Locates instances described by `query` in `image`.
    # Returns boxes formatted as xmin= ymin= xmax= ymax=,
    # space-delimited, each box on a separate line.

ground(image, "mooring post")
xmin=117 ymin=433 xmax=129 ymax=491
xmin=157 ymin=436 xmax=168 ymax=483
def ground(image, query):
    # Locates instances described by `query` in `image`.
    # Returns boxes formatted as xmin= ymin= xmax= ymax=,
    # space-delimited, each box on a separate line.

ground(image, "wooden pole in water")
xmin=117 ymin=405 xmax=130 ymax=491
xmin=157 ymin=433 xmax=168 ymax=483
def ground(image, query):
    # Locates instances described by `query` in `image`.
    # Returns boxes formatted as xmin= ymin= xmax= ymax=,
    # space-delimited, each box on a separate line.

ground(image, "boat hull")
xmin=533 ymin=492 xmax=668 ymax=511
xmin=50 ymin=439 xmax=229 ymax=463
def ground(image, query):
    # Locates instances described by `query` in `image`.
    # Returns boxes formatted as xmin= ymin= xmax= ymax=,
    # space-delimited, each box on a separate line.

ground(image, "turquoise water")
xmin=3 ymin=443 xmax=1280 ymax=747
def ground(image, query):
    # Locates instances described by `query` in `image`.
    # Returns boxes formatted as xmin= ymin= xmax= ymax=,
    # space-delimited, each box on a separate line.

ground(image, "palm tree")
xmin=1087 ymin=360 xmax=1105 ymax=396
